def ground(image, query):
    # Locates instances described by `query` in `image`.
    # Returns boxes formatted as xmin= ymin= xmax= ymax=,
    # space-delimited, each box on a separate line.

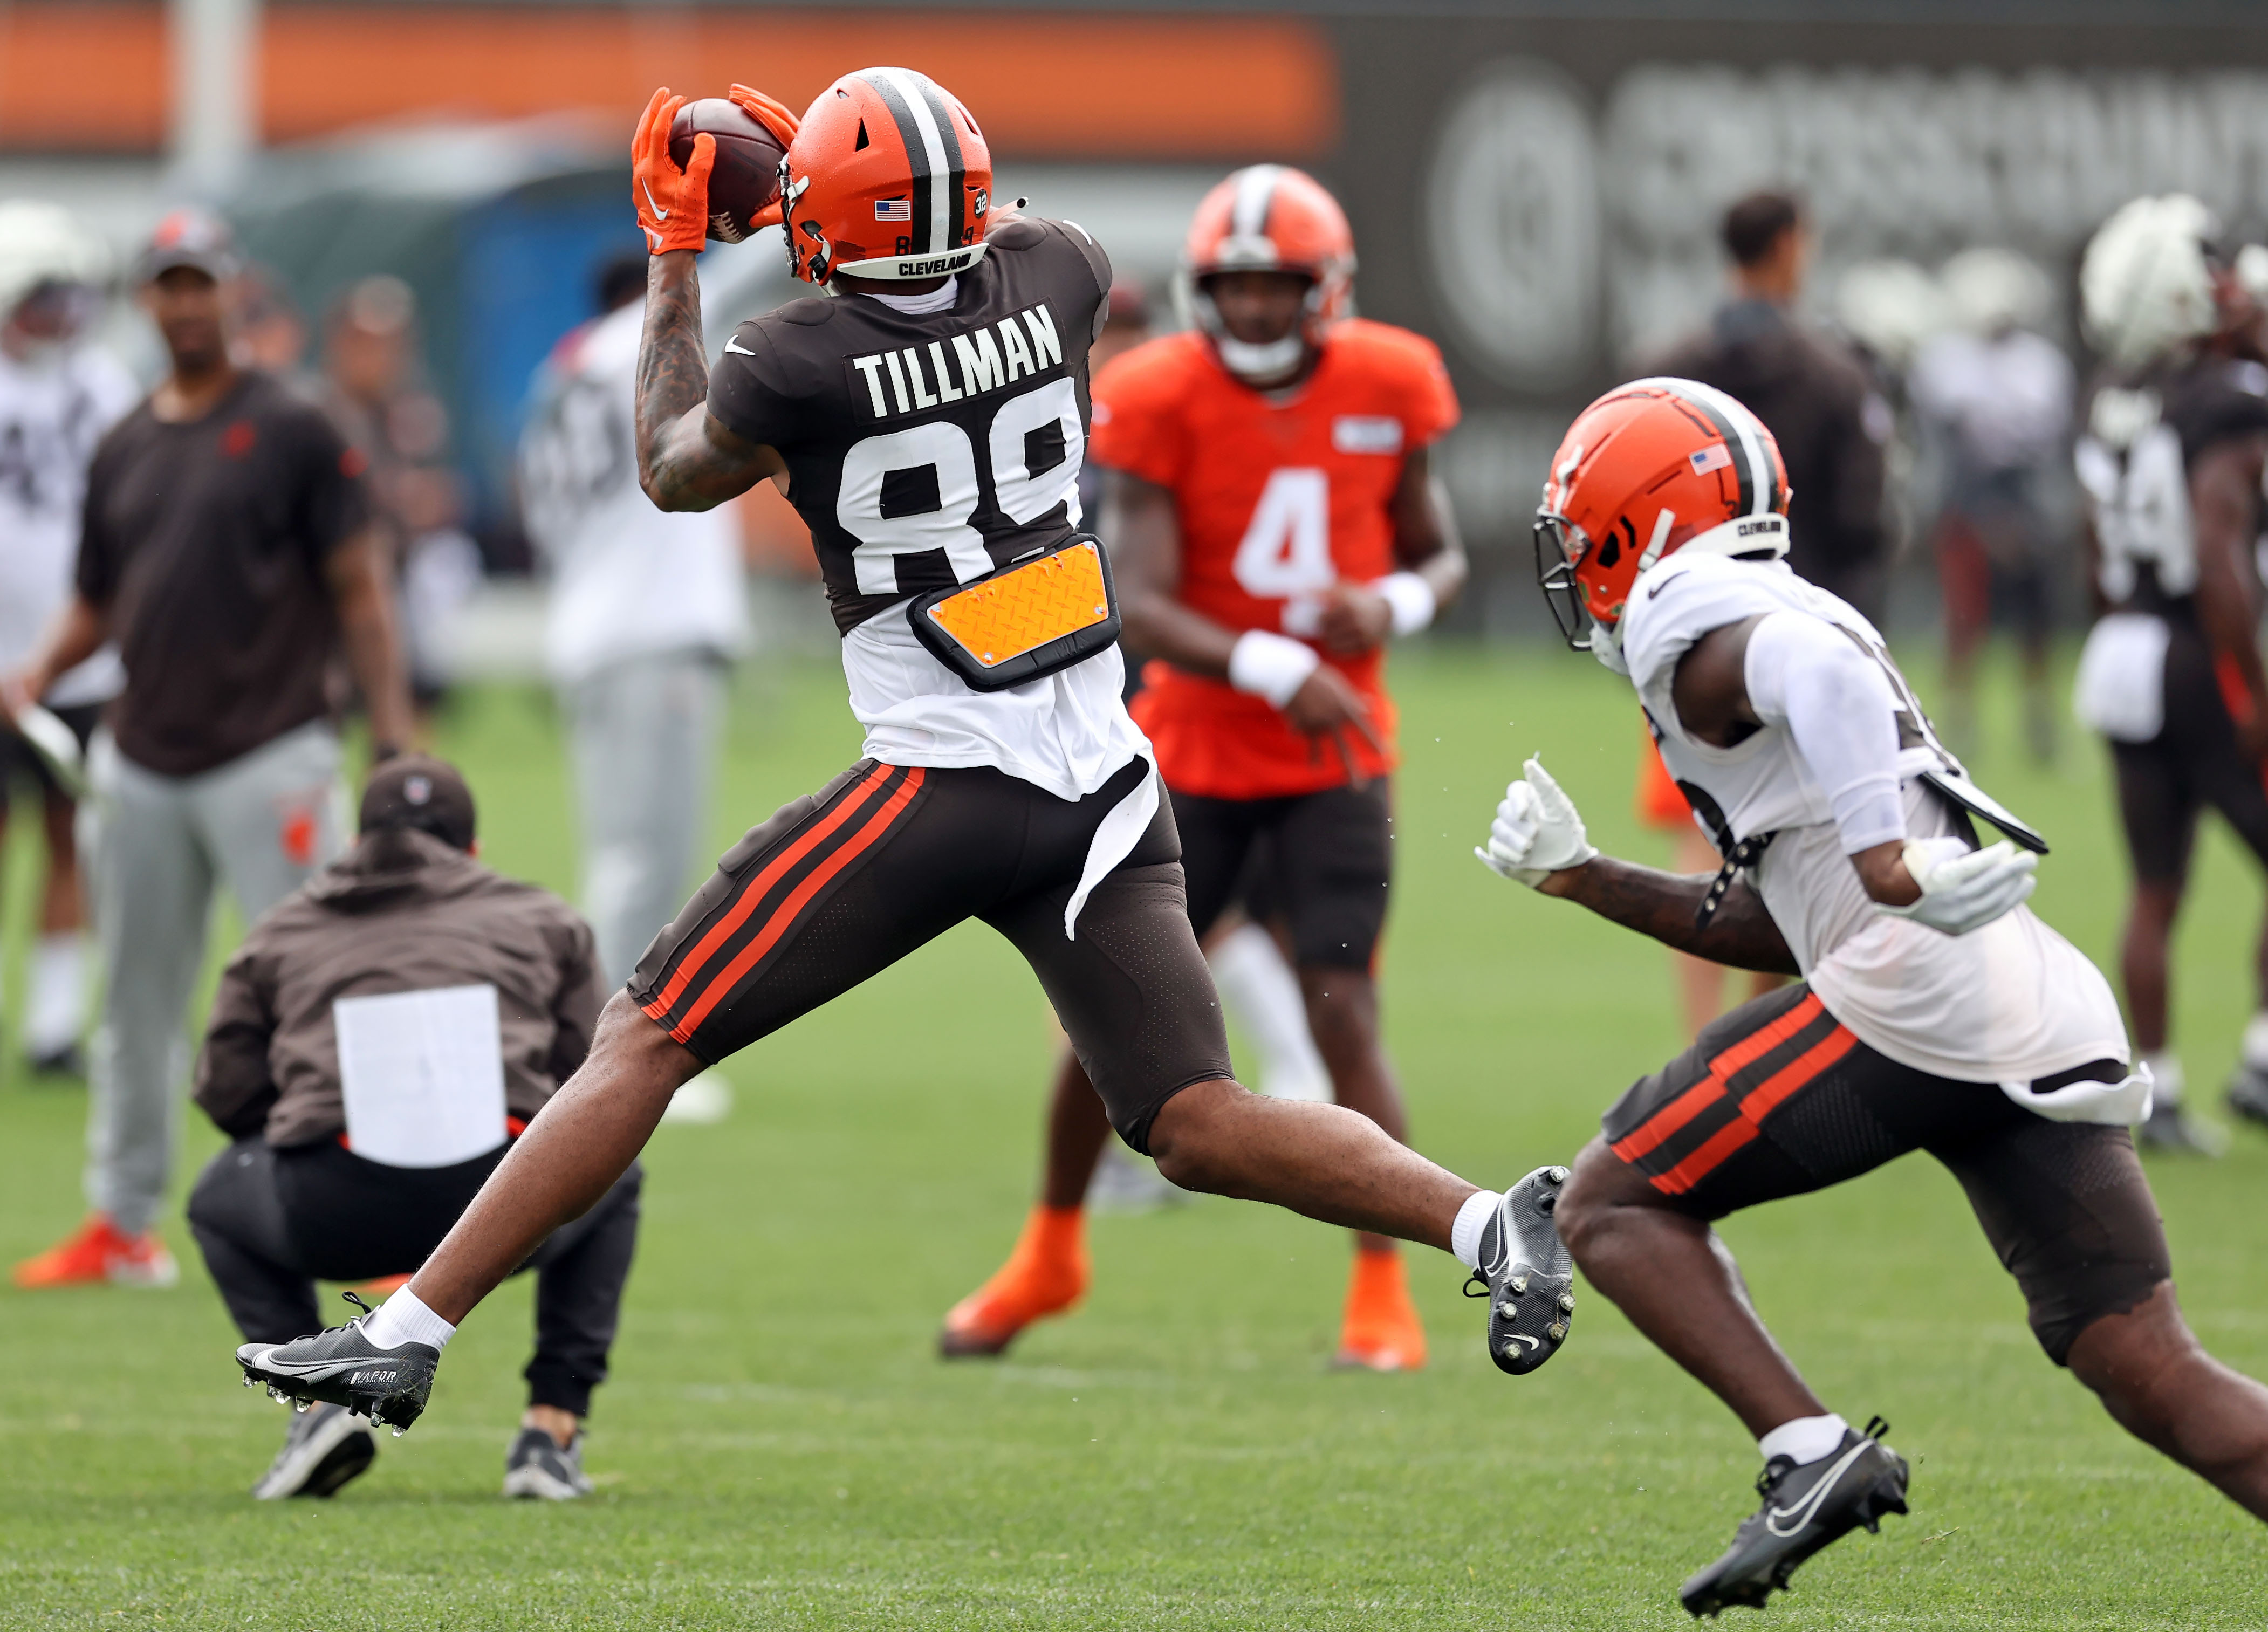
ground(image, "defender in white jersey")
xmin=1486 ymin=380 xmax=2268 ymax=1616
xmin=236 ymin=70 xmax=1576 ymax=1436
xmin=0 ymin=202 xmax=135 ymax=1074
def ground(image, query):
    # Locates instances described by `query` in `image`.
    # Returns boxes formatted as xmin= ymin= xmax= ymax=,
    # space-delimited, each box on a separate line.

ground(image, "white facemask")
xmin=1213 ymin=331 xmax=1306 ymax=384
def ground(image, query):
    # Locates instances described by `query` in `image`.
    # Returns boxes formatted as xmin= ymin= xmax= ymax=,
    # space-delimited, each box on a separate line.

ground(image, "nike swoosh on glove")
xmin=1476 ymin=756 xmax=1599 ymax=887
xmin=1875 ymin=836 xmax=2037 ymax=936
xmin=633 ymin=87 xmax=714 ymax=255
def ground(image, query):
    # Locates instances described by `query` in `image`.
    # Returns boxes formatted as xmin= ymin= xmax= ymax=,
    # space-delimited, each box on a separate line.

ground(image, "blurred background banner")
xmin=7 ymin=1 xmax=2268 ymax=627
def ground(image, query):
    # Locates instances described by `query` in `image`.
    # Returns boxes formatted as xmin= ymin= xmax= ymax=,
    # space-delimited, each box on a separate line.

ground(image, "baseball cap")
xmin=359 ymin=755 xmax=476 ymax=851
xmin=135 ymin=207 xmax=243 ymax=285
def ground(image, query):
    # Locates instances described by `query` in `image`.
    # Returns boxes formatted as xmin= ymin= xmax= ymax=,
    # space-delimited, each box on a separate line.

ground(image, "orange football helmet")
xmin=779 ymin=67 xmax=993 ymax=285
xmin=1178 ymin=164 xmax=1355 ymax=381
xmin=1535 ymin=378 xmax=1791 ymax=662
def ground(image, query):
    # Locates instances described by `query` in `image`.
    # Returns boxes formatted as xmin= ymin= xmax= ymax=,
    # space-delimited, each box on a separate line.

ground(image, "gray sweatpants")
xmin=564 ymin=648 xmax=727 ymax=988
xmin=81 ymin=723 xmax=346 ymax=1234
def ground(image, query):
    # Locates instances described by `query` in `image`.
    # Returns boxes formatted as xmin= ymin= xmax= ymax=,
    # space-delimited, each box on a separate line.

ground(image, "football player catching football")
xmin=235 ymin=73 xmax=1572 ymax=1435
xmin=938 ymin=165 xmax=1466 ymax=1371
xmin=1483 ymin=379 xmax=2268 ymax=1615
xmin=2070 ymin=195 xmax=2268 ymax=1148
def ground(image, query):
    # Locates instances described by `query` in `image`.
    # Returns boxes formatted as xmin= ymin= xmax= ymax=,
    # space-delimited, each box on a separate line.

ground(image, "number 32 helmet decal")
xmin=780 ymin=67 xmax=995 ymax=286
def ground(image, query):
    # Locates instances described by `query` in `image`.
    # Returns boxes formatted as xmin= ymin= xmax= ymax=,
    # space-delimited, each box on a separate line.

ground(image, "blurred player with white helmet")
xmin=1909 ymin=248 xmax=2073 ymax=763
xmin=1487 ymin=376 xmax=2268 ymax=1613
xmin=519 ymin=251 xmax=751 ymax=991
xmin=938 ymin=164 xmax=1469 ymax=1370
xmin=0 ymin=202 xmax=135 ymax=1079
xmin=237 ymin=76 xmax=1570 ymax=1432
xmin=2071 ymin=195 xmax=2268 ymax=1148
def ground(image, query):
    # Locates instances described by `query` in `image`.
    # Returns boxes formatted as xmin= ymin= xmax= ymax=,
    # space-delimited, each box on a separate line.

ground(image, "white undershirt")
xmin=859 ymin=277 xmax=960 ymax=315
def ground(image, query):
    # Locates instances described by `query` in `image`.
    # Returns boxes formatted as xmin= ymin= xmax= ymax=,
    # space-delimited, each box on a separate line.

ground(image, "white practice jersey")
xmin=1622 ymin=551 xmax=2127 ymax=1084
xmin=519 ymin=302 xmax=751 ymax=687
xmin=0 ymin=342 xmax=136 ymax=705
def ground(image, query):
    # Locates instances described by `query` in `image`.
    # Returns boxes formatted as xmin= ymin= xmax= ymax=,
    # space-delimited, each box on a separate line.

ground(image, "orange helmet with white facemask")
xmin=1177 ymin=164 xmax=1355 ymax=383
xmin=1535 ymin=378 xmax=1792 ymax=668
xmin=779 ymin=67 xmax=993 ymax=285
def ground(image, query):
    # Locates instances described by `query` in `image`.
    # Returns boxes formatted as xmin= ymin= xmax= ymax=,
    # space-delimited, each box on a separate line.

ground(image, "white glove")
xmin=1476 ymin=756 xmax=1599 ymax=887
xmin=1875 ymin=836 xmax=2037 ymax=936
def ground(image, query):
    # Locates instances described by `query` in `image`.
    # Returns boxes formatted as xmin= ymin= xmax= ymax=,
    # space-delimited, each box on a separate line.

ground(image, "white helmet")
xmin=2080 ymin=195 xmax=2219 ymax=372
xmin=0 ymin=201 xmax=111 ymax=321
xmin=1941 ymin=246 xmax=2053 ymax=337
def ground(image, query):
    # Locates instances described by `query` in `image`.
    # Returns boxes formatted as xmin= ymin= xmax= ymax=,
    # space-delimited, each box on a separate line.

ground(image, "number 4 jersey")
xmin=707 ymin=216 xmax=1145 ymax=802
xmin=1090 ymin=319 xmax=1458 ymax=799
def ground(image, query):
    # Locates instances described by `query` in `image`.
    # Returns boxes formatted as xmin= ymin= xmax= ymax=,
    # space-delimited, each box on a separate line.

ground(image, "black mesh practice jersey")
xmin=709 ymin=217 xmax=1112 ymax=633
xmin=2078 ymin=355 xmax=2268 ymax=612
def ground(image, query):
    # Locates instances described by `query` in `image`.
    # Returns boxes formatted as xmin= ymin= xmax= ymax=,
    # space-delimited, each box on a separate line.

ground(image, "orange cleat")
xmin=12 ymin=1214 xmax=179 ymax=1290
xmin=1333 ymin=1247 xmax=1427 ymax=1372
xmin=938 ymin=1205 xmax=1088 ymax=1357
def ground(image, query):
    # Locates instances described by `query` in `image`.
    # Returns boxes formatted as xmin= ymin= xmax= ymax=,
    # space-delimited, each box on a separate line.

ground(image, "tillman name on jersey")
xmin=849 ymin=303 xmax=1064 ymax=422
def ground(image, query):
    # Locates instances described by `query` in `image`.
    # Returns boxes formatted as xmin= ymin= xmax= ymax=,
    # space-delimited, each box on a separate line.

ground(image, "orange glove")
xmin=632 ymin=87 xmax=713 ymax=255
xmin=726 ymin=84 xmax=800 ymax=232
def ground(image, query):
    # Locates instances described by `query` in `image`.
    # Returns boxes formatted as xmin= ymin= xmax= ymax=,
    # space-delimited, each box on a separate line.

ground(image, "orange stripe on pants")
xmin=1610 ymin=994 xmax=1827 ymax=1164
xmin=645 ymin=762 xmax=896 ymax=1017
xmin=667 ymin=768 xmax=926 ymax=1042
xmin=1649 ymin=1024 xmax=1859 ymax=1196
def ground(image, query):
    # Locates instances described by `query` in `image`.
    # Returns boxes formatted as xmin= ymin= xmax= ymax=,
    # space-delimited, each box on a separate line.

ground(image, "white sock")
xmin=1207 ymin=922 xmax=1332 ymax=1103
xmin=24 ymin=931 xmax=85 ymax=1055
xmin=364 ymin=1287 xmax=457 ymax=1352
xmin=2244 ymin=1014 xmax=2268 ymax=1073
xmin=2144 ymin=1050 xmax=2184 ymax=1107
xmin=1759 ymin=1412 xmax=1850 ymax=1466
xmin=1450 ymin=1188 xmax=1498 ymax=1269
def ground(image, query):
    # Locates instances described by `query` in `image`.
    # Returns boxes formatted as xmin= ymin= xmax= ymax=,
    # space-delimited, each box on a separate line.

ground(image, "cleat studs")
xmin=389 ymin=1424 xmax=406 ymax=1438
xmin=1547 ymin=1165 xmax=1569 ymax=1182
xmin=1497 ymin=1340 xmax=1523 ymax=1361
xmin=1496 ymin=1302 xmax=1519 ymax=1320
xmin=1537 ymin=1193 xmax=1557 ymax=1215
xmin=1558 ymin=1292 xmax=1576 ymax=1312
xmin=1509 ymin=1274 xmax=1529 ymax=1294
xmin=1546 ymin=1322 xmax=1567 ymax=1341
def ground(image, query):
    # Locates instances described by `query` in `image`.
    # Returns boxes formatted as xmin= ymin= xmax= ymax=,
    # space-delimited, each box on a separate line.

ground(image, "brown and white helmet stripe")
xmin=857 ymin=67 xmax=968 ymax=260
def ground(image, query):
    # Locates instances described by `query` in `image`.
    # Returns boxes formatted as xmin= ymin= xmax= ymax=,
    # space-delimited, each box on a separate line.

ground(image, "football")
xmin=668 ymin=98 xmax=787 ymax=244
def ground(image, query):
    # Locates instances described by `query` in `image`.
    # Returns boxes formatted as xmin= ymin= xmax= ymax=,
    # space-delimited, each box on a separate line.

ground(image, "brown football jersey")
xmin=708 ymin=217 xmax=1112 ymax=633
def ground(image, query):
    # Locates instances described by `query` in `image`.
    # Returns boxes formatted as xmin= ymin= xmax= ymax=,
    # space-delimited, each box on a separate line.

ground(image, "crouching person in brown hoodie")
xmin=186 ymin=755 xmax=637 ymax=1502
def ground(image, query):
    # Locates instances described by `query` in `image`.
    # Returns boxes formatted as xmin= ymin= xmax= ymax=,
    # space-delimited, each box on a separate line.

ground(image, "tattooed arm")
xmin=1538 ymin=856 xmax=1800 ymax=975
xmin=635 ymin=249 xmax=786 ymax=512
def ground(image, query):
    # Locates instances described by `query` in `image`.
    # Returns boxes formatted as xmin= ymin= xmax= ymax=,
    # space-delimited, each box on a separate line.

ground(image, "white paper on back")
xmin=334 ymin=983 xmax=507 ymax=1168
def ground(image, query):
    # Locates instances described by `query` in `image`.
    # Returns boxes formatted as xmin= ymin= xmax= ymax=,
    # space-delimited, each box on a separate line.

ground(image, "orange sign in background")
xmin=0 ymin=4 xmax=1338 ymax=159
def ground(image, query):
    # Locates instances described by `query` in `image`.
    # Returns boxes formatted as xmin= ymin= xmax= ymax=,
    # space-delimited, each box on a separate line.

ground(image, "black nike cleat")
xmin=1464 ymin=1164 xmax=1575 ymax=1376
xmin=1679 ymin=1417 xmax=1909 ymax=1617
xmin=236 ymin=1292 xmax=438 ymax=1435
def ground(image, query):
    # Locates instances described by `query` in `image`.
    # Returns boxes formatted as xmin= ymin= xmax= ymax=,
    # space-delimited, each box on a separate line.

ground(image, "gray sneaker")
xmin=2137 ymin=1101 xmax=2228 ymax=1156
xmin=2226 ymin=1062 xmax=2268 ymax=1130
xmin=1085 ymin=1146 xmax=1189 ymax=1216
xmin=251 ymin=1401 xmax=376 ymax=1500
xmin=503 ymin=1427 xmax=593 ymax=1500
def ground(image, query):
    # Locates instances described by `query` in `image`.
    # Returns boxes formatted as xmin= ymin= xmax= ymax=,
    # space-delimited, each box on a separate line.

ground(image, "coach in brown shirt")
xmin=1649 ymin=190 xmax=1894 ymax=626
xmin=186 ymin=755 xmax=637 ymax=1502
xmin=6 ymin=210 xmax=415 ymax=1293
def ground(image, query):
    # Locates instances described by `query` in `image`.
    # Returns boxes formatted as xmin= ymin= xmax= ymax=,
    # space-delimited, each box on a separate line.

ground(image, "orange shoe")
xmin=1334 ymin=1247 xmax=1426 ymax=1371
xmin=938 ymin=1205 xmax=1088 ymax=1357
xmin=352 ymin=1273 xmax=413 ymax=1299
xmin=12 ymin=1214 xmax=180 ymax=1290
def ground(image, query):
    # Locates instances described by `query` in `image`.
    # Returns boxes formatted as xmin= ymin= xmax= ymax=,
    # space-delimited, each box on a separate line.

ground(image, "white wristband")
xmin=1228 ymin=629 xmax=1320 ymax=708
xmin=1372 ymin=571 xmax=1436 ymax=636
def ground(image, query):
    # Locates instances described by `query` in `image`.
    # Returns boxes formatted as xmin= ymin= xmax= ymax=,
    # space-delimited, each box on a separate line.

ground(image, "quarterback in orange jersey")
xmin=940 ymin=164 xmax=1470 ymax=1370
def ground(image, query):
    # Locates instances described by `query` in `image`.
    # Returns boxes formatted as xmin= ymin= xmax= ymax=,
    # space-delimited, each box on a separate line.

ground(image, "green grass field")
xmin=3 ymin=641 xmax=2265 ymax=1629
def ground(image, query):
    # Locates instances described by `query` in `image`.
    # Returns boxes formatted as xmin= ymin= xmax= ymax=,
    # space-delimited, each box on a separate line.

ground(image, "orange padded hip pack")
xmin=910 ymin=533 xmax=1123 ymax=692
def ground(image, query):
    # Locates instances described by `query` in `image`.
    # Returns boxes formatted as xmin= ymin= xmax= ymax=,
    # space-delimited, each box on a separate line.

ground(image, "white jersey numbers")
xmin=2075 ymin=400 xmax=2197 ymax=602
xmin=1232 ymin=467 xmax=1333 ymax=599
xmin=836 ymin=375 xmax=1082 ymax=595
